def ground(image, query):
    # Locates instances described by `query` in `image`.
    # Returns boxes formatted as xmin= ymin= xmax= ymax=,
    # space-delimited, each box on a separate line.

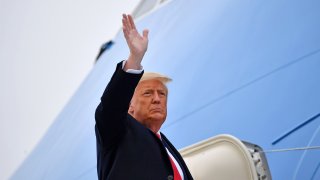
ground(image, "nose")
xmin=152 ymin=92 xmax=161 ymax=103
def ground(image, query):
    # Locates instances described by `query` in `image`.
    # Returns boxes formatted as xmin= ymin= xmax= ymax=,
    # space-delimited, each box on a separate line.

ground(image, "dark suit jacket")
xmin=95 ymin=62 xmax=193 ymax=180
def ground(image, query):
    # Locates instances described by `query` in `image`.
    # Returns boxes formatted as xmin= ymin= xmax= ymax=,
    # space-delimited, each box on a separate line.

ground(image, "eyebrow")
xmin=141 ymin=88 xmax=167 ymax=93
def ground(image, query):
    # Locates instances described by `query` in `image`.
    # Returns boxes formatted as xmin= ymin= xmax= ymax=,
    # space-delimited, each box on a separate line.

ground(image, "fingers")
xmin=122 ymin=14 xmax=131 ymax=31
xmin=122 ymin=14 xmax=148 ymax=40
xmin=143 ymin=29 xmax=149 ymax=39
xmin=122 ymin=18 xmax=128 ymax=37
xmin=128 ymin=14 xmax=136 ymax=30
xmin=122 ymin=14 xmax=136 ymax=31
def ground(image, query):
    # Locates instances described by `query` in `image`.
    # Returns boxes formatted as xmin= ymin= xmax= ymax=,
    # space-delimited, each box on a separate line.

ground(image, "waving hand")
xmin=122 ymin=14 xmax=149 ymax=70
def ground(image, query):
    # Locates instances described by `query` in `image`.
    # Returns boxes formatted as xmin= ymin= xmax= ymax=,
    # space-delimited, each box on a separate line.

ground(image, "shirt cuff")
xmin=122 ymin=60 xmax=143 ymax=74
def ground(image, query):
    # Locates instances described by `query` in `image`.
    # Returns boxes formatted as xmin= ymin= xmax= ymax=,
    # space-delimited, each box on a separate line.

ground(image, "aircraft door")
xmin=180 ymin=134 xmax=272 ymax=180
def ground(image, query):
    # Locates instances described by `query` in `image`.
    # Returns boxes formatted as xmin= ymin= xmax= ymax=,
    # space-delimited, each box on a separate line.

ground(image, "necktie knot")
xmin=156 ymin=133 xmax=161 ymax=139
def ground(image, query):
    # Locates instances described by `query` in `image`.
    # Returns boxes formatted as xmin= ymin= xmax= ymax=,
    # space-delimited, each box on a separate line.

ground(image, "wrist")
xmin=124 ymin=55 xmax=142 ymax=71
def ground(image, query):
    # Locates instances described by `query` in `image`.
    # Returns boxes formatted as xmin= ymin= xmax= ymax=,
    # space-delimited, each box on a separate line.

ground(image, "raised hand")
xmin=122 ymin=14 xmax=149 ymax=70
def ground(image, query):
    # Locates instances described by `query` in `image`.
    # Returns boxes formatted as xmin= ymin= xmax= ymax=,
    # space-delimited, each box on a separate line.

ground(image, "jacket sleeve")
xmin=95 ymin=61 xmax=143 ymax=148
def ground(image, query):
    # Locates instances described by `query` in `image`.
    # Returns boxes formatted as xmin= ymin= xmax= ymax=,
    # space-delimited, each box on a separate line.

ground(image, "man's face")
xmin=129 ymin=79 xmax=168 ymax=129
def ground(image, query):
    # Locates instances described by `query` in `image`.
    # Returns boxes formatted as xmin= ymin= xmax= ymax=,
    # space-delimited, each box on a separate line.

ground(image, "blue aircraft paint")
xmin=11 ymin=0 xmax=320 ymax=179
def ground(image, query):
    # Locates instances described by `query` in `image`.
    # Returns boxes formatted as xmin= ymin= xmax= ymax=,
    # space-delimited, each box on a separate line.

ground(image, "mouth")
xmin=150 ymin=108 xmax=162 ymax=112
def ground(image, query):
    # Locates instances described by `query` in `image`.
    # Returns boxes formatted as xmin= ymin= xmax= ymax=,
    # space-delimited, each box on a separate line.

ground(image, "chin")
xmin=150 ymin=114 xmax=166 ymax=122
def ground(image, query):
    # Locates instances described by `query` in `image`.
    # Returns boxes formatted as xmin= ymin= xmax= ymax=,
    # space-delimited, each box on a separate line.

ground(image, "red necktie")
xmin=156 ymin=133 xmax=182 ymax=180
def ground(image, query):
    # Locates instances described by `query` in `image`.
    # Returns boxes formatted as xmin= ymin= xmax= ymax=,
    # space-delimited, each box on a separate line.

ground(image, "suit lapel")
xmin=160 ymin=133 xmax=193 ymax=180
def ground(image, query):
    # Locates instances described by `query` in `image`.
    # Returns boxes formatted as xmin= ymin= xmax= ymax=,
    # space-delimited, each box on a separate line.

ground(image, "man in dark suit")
xmin=95 ymin=14 xmax=193 ymax=180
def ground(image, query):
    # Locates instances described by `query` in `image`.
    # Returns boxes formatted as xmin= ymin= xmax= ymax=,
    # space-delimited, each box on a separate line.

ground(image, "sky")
xmin=0 ymin=0 xmax=140 ymax=179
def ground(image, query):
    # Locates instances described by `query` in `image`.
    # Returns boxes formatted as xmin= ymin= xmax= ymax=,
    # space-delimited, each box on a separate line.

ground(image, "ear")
xmin=128 ymin=102 xmax=134 ymax=115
